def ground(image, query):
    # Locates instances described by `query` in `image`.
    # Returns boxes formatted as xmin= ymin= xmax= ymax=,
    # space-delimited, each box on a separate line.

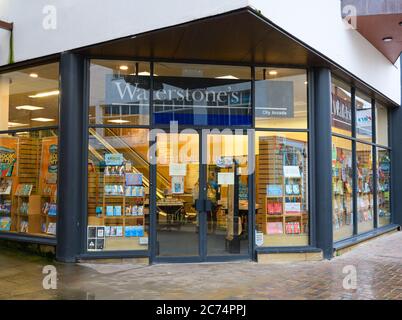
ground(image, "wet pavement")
xmin=1 ymin=231 xmax=402 ymax=300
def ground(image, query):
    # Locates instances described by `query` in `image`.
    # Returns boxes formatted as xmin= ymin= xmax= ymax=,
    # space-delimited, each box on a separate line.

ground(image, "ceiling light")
xmin=215 ymin=75 xmax=239 ymax=80
xmin=269 ymin=70 xmax=278 ymax=76
xmin=119 ymin=65 xmax=129 ymax=71
xmin=29 ymin=90 xmax=60 ymax=98
xmin=382 ymin=37 xmax=393 ymax=42
xmin=16 ymin=105 xmax=44 ymax=111
xmin=31 ymin=117 xmax=55 ymax=122
xmin=29 ymin=73 xmax=38 ymax=78
xmin=304 ymin=81 xmax=308 ymax=85
xmin=107 ymin=119 xmax=130 ymax=124
xmin=137 ymin=71 xmax=151 ymax=76
xmin=8 ymin=122 xmax=27 ymax=127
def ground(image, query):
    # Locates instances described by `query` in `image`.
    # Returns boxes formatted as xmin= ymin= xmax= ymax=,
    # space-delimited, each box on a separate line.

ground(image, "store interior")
xmin=0 ymin=63 xmax=59 ymax=237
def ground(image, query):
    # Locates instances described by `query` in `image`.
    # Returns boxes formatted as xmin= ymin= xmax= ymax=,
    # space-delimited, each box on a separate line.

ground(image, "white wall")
xmin=249 ymin=0 xmax=401 ymax=104
xmin=0 ymin=0 xmax=400 ymax=104
xmin=0 ymin=0 xmax=247 ymax=65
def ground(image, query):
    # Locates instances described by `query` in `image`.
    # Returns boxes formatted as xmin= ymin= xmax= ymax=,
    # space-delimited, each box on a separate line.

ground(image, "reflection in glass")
xmin=255 ymin=132 xmax=309 ymax=246
xmin=87 ymin=128 xmax=150 ymax=251
xmin=255 ymin=68 xmax=307 ymax=129
xmin=357 ymin=143 xmax=374 ymax=233
xmin=377 ymin=148 xmax=391 ymax=227
xmin=332 ymin=137 xmax=353 ymax=241
xmin=153 ymin=63 xmax=252 ymax=126
xmin=89 ymin=60 xmax=150 ymax=125
xmin=331 ymin=78 xmax=352 ymax=136
xmin=376 ymin=103 xmax=389 ymax=147
xmin=0 ymin=63 xmax=59 ymax=130
xmin=356 ymin=91 xmax=372 ymax=143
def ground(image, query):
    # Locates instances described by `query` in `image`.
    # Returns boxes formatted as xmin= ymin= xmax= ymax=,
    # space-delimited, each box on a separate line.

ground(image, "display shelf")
xmin=99 ymin=172 xmax=146 ymax=240
xmin=256 ymin=136 xmax=308 ymax=236
xmin=14 ymin=194 xmax=42 ymax=234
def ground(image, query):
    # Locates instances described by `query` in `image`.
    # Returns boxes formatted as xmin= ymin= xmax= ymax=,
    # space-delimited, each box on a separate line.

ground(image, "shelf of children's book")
xmin=41 ymin=213 xmax=57 ymax=218
xmin=267 ymin=213 xmax=305 ymax=218
xmin=284 ymin=213 xmax=306 ymax=217
xmin=104 ymin=195 xmax=125 ymax=198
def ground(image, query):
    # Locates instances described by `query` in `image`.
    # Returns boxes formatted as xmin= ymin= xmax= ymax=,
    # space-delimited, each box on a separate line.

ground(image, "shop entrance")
xmin=153 ymin=130 xmax=251 ymax=262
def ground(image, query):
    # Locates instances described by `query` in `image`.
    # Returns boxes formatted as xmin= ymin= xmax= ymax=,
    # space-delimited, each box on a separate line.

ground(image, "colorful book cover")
xmin=106 ymin=206 xmax=114 ymax=216
xmin=0 ymin=217 xmax=11 ymax=231
xmin=116 ymin=226 xmax=123 ymax=237
xmin=125 ymin=173 xmax=143 ymax=186
xmin=0 ymin=179 xmax=12 ymax=195
xmin=114 ymin=206 xmax=122 ymax=216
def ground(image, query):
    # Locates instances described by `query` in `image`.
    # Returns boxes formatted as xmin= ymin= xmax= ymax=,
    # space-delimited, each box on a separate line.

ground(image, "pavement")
xmin=1 ymin=231 xmax=402 ymax=300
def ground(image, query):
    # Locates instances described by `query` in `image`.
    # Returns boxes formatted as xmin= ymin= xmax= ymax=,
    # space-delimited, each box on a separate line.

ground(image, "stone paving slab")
xmin=1 ymin=231 xmax=402 ymax=300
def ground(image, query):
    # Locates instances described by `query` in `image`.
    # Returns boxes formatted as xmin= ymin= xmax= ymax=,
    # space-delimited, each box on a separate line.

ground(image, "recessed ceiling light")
xmin=8 ymin=122 xmax=27 ymax=127
xmin=16 ymin=105 xmax=44 ymax=111
xmin=31 ymin=117 xmax=55 ymax=122
xmin=269 ymin=70 xmax=278 ymax=76
xmin=119 ymin=65 xmax=129 ymax=71
xmin=107 ymin=119 xmax=130 ymax=124
xmin=304 ymin=81 xmax=308 ymax=85
xmin=383 ymin=36 xmax=393 ymax=42
xmin=29 ymin=90 xmax=59 ymax=98
xmin=215 ymin=75 xmax=239 ymax=80
xmin=29 ymin=73 xmax=38 ymax=78
xmin=137 ymin=71 xmax=151 ymax=76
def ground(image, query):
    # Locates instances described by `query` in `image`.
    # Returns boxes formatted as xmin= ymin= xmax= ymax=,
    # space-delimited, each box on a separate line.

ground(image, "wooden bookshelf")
xmin=89 ymin=174 xmax=147 ymax=240
xmin=256 ymin=136 xmax=308 ymax=235
xmin=15 ymin=194 xmax=42 ymax=234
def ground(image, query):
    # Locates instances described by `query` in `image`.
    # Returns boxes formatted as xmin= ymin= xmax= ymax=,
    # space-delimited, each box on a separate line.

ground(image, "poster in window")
xmin=171 ymin=176 xmax=184 ymax=194
xmin=0 ymin=138 xmax=18 ymax=178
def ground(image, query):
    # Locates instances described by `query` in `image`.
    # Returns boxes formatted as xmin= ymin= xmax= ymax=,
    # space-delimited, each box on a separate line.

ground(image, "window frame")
xmin=331 ymin=76 xmax=392 ymax=242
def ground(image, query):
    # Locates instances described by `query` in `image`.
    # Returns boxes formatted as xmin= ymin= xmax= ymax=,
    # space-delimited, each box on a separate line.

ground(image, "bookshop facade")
xmin=0 ymin=10 xmax=400 ymax=263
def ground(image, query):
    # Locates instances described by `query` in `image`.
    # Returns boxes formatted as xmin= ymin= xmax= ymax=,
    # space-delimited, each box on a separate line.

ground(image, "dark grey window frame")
xmin=331 ymin=76 xmax=393 ymax=244
xmin=83 ymin=58 xmax=312 ymax=260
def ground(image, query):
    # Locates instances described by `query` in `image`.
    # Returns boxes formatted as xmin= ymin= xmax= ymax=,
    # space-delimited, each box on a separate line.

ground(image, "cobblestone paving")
xmin=1 ymin=232 xmax=402 ymax=300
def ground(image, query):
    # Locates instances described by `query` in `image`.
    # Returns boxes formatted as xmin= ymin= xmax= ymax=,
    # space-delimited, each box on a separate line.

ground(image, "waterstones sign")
xmin=105 ymin=75 xmax=244 ymax=105
xmin=331 ymin=93 xmax=352 ymax=131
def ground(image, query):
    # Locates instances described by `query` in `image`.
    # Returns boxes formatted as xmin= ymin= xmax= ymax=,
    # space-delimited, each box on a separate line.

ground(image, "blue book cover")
xmin=106 ymin=206 xmax=114 ymax=216
xmin=114 ymin=206 xmax=122 ymax=216
xmin=137 ymin=226 xmax=144 ymax=237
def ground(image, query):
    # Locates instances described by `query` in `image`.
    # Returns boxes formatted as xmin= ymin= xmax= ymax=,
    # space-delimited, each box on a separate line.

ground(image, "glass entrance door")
xmin=155 ymin=132 xmax=200 ymax=257
xmin=154 ymin=131 xmax=250 ymax=260
xmin=205 ymin=133 xmax=250 ymax=257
